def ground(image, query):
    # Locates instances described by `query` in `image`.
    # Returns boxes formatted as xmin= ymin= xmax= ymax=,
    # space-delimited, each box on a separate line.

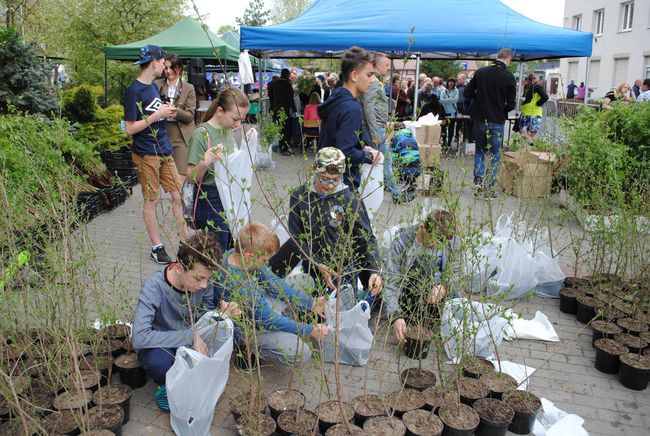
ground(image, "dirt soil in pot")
xmin=438 ymin=403 xmax=479 ymax=431
xmin=401 ymin=367 xmax=437 ymax=390
xmin=363 ymin=415 xmax=406 ymax=435
xmin=402 ymin=409 xmax=443 ymax=435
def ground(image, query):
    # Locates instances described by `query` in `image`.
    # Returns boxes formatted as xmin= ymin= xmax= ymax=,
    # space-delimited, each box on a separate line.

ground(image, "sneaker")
xmin=154 ymin=385 xmax=170 ymax=411
xmin=280 ymin=149 xmax=294 ymax=156
xmin=150 ymin=246 xmax=172 ymax=264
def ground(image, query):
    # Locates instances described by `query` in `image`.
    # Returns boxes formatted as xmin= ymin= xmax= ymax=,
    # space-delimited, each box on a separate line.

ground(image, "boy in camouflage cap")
xmin=268 ymin=147 xmax=383 ymax=304
xmin=314 ymin=147 xmax=346 ymax=175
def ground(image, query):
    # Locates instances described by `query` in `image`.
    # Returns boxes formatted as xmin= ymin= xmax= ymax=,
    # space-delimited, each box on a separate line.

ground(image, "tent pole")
xmin=412 ymin=53 xmax=421 ymax=121
xmin=104 ymin=57 xmax=108 ymax=107
xmin=583 ymin=56 xmax=590 ymax=104
xmin=388 ymin=54 xmax=395 ymax=122
xmin=515 ymin=61 xmax=524 ymax=113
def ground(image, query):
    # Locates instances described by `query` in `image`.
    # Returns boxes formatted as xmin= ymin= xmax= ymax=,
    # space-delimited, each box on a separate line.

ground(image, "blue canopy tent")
xmin=241 ymin=0 xmax=593 ymax=106
xmin=240 ymin=0 xmax=592 ymax=60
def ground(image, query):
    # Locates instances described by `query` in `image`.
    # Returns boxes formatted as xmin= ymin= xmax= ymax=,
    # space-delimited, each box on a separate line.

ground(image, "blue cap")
xmin=134 ymin=45 xmax=165 ymax=65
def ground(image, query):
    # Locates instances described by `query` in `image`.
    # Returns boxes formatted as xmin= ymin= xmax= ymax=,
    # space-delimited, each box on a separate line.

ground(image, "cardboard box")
xmin=499 ymin=150 xmax=557 ymax=198
xmin=415 ymin=124 xmax=441 ymax=147
xmin=419 ymin=144 xmax=442 ymax=167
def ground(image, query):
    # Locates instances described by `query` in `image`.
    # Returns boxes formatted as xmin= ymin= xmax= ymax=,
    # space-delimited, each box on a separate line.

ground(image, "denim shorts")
xmin=520 ymin=115 xmax=541 ymax=133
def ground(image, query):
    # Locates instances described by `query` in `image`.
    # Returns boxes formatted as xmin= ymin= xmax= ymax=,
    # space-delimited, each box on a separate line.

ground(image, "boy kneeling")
xmin=132 ymin=231 xmax=238 ymax=410
xmin=383 ymin=210 xmax=459 ymax=342
xmin=218 ymin=222 xmax=329 ymax=368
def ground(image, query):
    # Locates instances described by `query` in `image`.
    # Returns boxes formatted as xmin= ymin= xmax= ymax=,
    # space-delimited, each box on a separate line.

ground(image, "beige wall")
xmin=560 ymin=0 xmax=650 ymax=98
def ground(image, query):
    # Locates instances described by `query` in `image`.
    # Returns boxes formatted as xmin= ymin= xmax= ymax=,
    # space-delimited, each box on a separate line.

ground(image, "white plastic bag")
xmin=504 ymin=311 xmax=560 ymax=342
xmin=441 ymin=298 xmax=510 ymax=362
xmin=487 ymin=237 xmax=538 ymax=300
xmin=533 ymin=250 xmax=565 ymax=298
xmin=358 ymin=153 xmax=384 ymax=221
xmin=322 ymin=290 xmax=373 ymax=366
xmin=486 ymin=358 xmax=536 ymax=390
xmin=214 ymin=128 xmax=258 ymax=237
xmin=532 ymin=398 xmax=589 ymax=436
xmin=167 ymin=314 xmax=234 ymax=436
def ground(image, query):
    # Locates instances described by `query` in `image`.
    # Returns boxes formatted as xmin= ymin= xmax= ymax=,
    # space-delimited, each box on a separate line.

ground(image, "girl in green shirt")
xmin=186 ymin=88 xmax=250 ymax=250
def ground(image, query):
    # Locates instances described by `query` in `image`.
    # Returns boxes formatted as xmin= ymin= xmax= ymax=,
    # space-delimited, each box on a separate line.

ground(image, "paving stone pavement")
xmin=84 ymin=149 xmax=648 ymax=436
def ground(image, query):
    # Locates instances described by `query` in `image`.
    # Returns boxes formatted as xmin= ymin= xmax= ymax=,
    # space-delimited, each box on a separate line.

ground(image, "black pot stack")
xmin=562 ymin=275 xmax=650 ymax=391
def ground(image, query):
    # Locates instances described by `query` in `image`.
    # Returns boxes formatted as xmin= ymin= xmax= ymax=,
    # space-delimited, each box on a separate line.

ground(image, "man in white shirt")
xmin=636 ymin=79 xmax=650 ymax=103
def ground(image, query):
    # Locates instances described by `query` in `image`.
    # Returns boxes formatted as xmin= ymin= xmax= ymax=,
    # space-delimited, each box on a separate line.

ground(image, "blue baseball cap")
xmin=134 ymin=45 xmax=165 ymax=65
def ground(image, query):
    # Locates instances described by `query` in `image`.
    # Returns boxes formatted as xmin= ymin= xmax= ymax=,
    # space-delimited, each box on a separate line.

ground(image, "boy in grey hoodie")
xmin=132 ymin=231 xmax=239 ymax=411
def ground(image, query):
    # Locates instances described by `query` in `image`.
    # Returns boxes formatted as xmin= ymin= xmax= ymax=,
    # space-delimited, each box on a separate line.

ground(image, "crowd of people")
xmin=121 ymin=43 xmax=647 ymax=413
xmin=122 ymin=44 xmax=464 ymax=412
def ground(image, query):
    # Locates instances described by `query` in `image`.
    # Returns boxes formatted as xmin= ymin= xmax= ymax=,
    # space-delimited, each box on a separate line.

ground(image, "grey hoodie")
xmin=132 ymin=267 xmax=215 ymax=351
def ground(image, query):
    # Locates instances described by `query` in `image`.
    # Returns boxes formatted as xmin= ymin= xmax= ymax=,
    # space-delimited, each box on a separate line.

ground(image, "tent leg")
xmin=583 ymin=57 xmax=590 ymax=104
xmin=388 ymin=55 xmax=395 ymax=122
xmin=412 ymin=53 xmax=421 ymax=121
xmin=104 ymin=57 xmax=108 ymax=107
xmin=515 ymin=62 xmax=524 ymax=113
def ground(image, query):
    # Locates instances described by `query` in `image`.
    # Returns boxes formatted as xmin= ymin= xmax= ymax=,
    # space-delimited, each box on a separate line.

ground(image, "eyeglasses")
xmin=317 ymin=174 xmax=342 ymax=186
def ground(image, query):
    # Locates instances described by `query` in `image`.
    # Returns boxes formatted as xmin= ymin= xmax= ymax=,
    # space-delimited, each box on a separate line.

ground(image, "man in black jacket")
xmin=464 ymin=48 xmax=517 ymax=197
xmin=268 ymin=147 xmax=383 ymax=304
xmin=268 ymin=68 xmax=297 ymax=156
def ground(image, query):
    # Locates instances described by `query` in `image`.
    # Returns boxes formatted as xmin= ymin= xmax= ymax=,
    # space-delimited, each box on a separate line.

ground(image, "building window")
xmin=594 ymin=9 xmax=605 ymax=35
xmin=620 ymin=1 xmax=634 ymax=31
xmin=573 ymin=14 xmax=582 ymax=30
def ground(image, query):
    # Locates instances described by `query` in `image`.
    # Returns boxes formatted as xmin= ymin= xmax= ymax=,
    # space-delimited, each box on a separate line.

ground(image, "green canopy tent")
xmin=103 ymin=17 xmax=239 ymax=103
xmin=104 ymin=17 xmax=238 ymax=61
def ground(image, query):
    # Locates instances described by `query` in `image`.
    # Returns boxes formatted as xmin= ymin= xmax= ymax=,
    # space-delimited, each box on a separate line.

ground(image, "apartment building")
xmin=559 ymin=0 xmax=650 ymax=98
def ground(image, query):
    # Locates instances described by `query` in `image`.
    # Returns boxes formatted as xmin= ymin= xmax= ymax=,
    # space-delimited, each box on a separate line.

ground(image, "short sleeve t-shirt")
xmin=123 ymin=80 xmax=172 ymax=157
xmin=187 ymin=123 xmax=236 ymax=187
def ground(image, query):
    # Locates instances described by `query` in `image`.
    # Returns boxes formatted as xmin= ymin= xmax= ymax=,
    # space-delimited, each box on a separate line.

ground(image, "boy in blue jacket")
xmin=318 ymin=46 xmax=380 ymax=189
xmin=218 ymin=222 xmax=329 ymax=367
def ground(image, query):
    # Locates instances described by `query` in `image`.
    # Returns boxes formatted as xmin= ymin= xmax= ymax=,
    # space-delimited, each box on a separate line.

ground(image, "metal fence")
xmin=540 ymin=100 xmax=600 ymax=143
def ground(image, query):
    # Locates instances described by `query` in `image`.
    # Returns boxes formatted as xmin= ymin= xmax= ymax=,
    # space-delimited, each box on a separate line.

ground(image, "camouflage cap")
xmin=315 ymin=147 xmax=346 ymax=174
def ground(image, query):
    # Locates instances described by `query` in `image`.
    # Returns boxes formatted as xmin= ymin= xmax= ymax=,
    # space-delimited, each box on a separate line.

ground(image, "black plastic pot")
xmin=316 ymin=401 xmax=354 ymax=434
xmin=559 ymin=288 xmax=579 ymax=314
xmin=460 ymin=356 xmax=495 ymax=379
xmin=404 ymin=336 xmax=431 ymax=360
xmin=591 ymin=320 xmax=622 ymax=348
xmin=93 ymin=385 xmax=132 ymax=425
xmin=502 ymin=391 xmax=541 ymax=436
xmin=400 ymin=367 xmax=437 ymax=391
xmin=594 ymin=338 xmax=629 ymax=374
xmin=576 ymin=295 xmax=597 ymax=324
xmin=473 ymin=398 xmax=514 ymax=436
xmin=117 ymin=366 xmax=146 ymax=390
xmin=267 ymin=389 xmax=306 ymax=421
xmin=276 ymin=409 xmax=318 ymax=436
xmin=618 ymin=353 xmax=650 ymax=391
xmin=563 ymin=276 xmax=587 ymax=288
xmin=235 ymin=414 xmax=276 ymax=436
xmin=351 ymin=395 xmax=386 ymax=427
xmin=507 ymin=408 xmax=538 ymax=435
xmin=438 ymin=404 xmax=480 ymax=436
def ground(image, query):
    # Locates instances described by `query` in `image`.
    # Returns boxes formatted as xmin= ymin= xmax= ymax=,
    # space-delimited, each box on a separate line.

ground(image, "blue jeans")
xmin=195 ymin=184 xmax=231 ymax=250
xmin=378 ymin=127 xmax=402 ymax=197
xmin=473 ymin=121 xmax=505 ymax=188
xmin=139 ymin=347 xmax=177 ymax=385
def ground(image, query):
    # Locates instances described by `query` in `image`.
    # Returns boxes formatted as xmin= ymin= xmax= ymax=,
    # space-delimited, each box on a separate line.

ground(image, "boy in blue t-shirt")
xmin=124 ymin=45 xmax=188 ymax=264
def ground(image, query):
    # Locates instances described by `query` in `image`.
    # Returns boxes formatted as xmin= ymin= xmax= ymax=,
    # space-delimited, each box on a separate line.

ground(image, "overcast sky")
xmin=190 ymin=0 xmax=565 ymax=32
